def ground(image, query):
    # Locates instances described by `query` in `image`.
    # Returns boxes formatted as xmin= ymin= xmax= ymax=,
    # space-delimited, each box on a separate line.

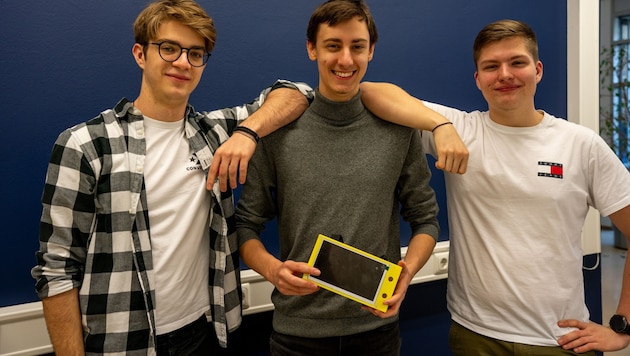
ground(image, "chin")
xmin=335 ymin=84 xmax=359 ymax=95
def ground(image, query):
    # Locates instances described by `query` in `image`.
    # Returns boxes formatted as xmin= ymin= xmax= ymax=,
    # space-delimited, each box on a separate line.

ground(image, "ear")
xmin=132 ymin=43 xmax=146 ymax=69
xmin=474 ymin=71 xmax=481 ymax=90
xmin=368 ymin=44 xmax=375 ymax=61
xmin=535 ymin=60 xmax=543 ymax=84
xmin=306 ymin=40 xmax=317 ymax=61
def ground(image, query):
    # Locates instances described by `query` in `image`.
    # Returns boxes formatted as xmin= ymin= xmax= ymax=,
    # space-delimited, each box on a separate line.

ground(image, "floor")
xmin=602 ymin=229 xmax=630 ymax=356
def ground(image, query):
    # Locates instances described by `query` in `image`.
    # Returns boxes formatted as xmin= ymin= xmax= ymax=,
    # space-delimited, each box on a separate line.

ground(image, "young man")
xmin=235 ymin=1 xmax=446 ymax=355
xmin=361 ymin=19 xmax=630 ymax=355
xmin=30 ymin=1 xmax=313 ymax=354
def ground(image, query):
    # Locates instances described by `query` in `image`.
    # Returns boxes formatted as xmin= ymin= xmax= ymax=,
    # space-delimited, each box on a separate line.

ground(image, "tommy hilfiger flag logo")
xmin=538 ymin=161 xmax=563 ymax=179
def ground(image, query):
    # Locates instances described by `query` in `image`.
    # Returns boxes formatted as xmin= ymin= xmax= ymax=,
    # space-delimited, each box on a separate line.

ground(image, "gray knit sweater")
xmin=236 ymin=90 xmax=439 ymax=338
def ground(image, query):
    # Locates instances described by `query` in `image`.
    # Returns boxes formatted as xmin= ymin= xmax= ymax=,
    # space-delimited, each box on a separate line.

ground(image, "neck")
xmin=133 ymin=89 xmax=188 ymax=122
xmin=488 ymin=105 xmax=543 ymax=127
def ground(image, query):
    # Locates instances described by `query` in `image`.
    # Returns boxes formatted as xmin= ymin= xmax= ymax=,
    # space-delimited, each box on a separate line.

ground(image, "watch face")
xmin=610 ymin=315 xmax=629 ymax=332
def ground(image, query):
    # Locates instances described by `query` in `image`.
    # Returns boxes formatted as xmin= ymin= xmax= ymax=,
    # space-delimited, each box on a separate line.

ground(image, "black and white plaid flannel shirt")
xmin=32 ymin=80 xmax=313 ymax=355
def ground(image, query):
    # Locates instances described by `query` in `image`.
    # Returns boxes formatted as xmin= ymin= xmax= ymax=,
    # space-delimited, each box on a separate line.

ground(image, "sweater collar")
xmin=310 ymin=89 xmax=365 ymax=125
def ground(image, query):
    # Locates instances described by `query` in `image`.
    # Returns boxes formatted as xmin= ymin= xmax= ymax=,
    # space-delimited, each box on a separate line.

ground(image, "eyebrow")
xmin=154 ymin=39 xmax=206 ymax=50
xmin=322 ymin=38 xmax=369 ymax=44
xmin=479 ymin=54 xmax=531 ymax=64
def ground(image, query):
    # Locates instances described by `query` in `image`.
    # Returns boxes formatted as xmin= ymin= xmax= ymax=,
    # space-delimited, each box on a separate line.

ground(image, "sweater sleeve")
xmin=235 ymin=139 xmax=279 ymax=246
xmin=398 ymin=129 xmax=440 ymax=241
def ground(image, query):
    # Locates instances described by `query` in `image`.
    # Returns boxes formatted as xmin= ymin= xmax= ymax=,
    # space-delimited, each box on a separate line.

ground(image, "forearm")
xmin=41 ymin=288 xmax=84 ymax=355
xmin=361 ymin=82 xmax=469 ymax=174
xmin=403 ymin=234 xmax=437 ymax=282
xmin=360 ymin=82 xmax=449 ymax=130
xmin=239 ymin=88 xmax=309 ymax=138
xmin=241 ymin=237 xmax=320 ymax=296
xmin=611 ymin=206 xmax=630 ymax=316
xmin=618 ymin=256 xmax=630 ymax=319
xmin=240 ymin=238 xmax=282 ymax=282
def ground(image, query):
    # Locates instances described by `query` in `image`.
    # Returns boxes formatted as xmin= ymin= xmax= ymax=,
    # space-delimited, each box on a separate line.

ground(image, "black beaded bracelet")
xmin=431 ymin=121 xmax=453 ymax=133
xmin=233 ymin=126 xmax=260 ymax=143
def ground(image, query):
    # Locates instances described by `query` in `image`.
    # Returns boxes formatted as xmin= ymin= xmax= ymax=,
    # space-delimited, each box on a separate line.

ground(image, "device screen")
xmin=312 ymin=239 xmax=387 ymax=301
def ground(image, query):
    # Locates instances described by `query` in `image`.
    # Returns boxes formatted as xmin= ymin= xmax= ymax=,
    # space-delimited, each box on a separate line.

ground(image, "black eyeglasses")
xmin=150 ymin=41 xmax=211 ymax=67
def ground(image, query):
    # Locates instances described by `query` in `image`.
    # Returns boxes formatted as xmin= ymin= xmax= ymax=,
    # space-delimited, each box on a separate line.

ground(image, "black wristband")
xmin=233 ymin=126 xmax=260 ymax=143
xmin=431 ymin=121 xmax=453 ymax=133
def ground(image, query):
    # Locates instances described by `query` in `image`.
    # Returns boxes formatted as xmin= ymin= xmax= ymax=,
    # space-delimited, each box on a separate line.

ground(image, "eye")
xmin=189 ymin=49 xmax=205 ymax=60
xmin=161 ymin=43 xmax=179 ymax=54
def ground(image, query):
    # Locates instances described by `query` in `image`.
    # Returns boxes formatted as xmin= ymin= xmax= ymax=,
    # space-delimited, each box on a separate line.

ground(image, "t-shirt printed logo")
xmin=537 ymin=161 xmax=563 ymax=179
xmin=186 ymin=153 xmax=203 ymax=171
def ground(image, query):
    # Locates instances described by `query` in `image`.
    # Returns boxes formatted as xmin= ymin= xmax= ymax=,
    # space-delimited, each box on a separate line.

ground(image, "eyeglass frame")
xmin=149 ymin=41 xmax=211 ymax=67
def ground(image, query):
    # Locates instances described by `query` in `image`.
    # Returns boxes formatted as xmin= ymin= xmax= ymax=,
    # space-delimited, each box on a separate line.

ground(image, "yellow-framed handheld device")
xmin=303 ymin=234 xmax=402 ymax=312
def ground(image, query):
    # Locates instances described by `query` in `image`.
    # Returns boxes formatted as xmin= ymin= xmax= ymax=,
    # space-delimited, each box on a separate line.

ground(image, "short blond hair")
xmin=133 ymin=0 xmax=216 ymax=52
xmin=473 ymin=19 xmax=539 ymax=68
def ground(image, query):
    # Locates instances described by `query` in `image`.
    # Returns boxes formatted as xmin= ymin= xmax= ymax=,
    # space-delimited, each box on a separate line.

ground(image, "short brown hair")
xmin=133 ymin=0 xmax=217 ymax=52
xmin=306 ymin=0 xmax=378 ymax=45
xmin=473 ymin=19 xmax=539 ymax=67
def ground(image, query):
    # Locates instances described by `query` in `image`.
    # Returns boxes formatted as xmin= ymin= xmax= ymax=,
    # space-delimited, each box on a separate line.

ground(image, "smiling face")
xmin=474 ymin=36 xmax=543 ymax=123
xmin=133 ymin=20 xmax=206 ymax=112
xmin=307 ymin=16 xmax=374 ymax=102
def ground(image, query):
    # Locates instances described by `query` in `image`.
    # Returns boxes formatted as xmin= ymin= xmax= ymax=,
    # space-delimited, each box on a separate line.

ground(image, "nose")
xmin=338 ymin=48 xmax=353 ymax=67
xmin=498 ymin=64 xmax=513 ymax=80
xmin=173 ymin=50 xmax=192 ymax=68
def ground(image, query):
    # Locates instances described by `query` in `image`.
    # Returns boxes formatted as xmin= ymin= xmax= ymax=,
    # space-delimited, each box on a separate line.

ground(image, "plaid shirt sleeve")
xmin=32 ymin=103 xmax=158 ymax=354
xmin=32 ymin=124 xmax=96 ymax=298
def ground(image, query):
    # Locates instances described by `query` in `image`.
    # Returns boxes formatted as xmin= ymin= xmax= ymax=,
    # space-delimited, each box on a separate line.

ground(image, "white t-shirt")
xmin=143 ymin=116 xmax=211 ymax=335
xmin=423 ymin=102 xmax=630 ymax=346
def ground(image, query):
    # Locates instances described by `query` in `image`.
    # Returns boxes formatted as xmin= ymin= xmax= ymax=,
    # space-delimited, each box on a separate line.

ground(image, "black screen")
xmin=312 ymin=240 xmax=387 ymax=300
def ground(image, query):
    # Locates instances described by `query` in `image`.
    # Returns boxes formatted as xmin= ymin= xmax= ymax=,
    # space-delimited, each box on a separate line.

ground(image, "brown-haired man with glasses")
xmin=31 ymin=0 xmax=313 ymax=354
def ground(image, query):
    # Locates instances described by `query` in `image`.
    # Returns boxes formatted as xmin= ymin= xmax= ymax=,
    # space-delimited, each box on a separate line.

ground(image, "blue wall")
xmin=1 ymin=1 xmax=600 ymax=355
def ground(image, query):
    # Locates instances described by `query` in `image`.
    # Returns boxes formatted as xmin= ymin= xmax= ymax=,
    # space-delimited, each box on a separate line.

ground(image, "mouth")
xmin=496 ymin=85 xmax=519 ymax=92
xmin=166 ymin=73 xmax=190 ymax=82
xmin=333 ymin=70 xmax=355 ymax=79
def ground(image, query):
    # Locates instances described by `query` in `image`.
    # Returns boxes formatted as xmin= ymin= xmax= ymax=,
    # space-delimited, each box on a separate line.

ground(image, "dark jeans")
xmin=269 ymin=321 xmax=401 ymax=356
xmin=156 ymin=315 xmax=227 ymax=356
